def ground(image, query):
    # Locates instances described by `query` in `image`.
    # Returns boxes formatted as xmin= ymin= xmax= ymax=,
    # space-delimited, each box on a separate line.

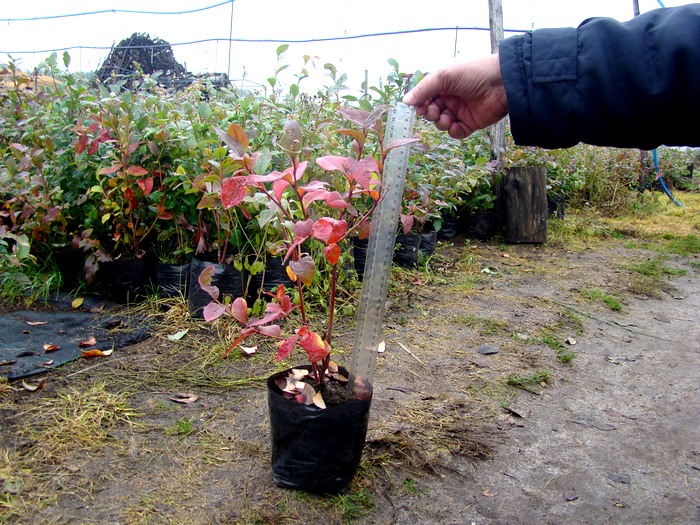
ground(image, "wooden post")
xmin=501 ymin=167 xmax=548 ymax=244
xmin=488 ymin=0 xmax=505 ymax=163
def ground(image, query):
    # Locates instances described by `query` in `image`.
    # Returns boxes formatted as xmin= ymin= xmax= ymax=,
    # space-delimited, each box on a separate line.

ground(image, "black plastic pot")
xmin=249 ymin=257 xmax=293 ymax=301
xmin=156 ymin=260 xmax=191 ymax=298
xmin=188 ymin=256 xmax=243 ymax=318
xmin=437 ymin=213 xmax=459 ymax=240
xmin=52 ymin=248 xmax=85 ymax=292
xmin=547 ymin=193 xmax=566 ymax=219
xmin=351 ymin=236 xmax=369 ymax=280
xmin=419 ymin=229 xmax=438 ymax=257
xmin=99 ymin=253 xmax=156 ymax=303
xmin=459 ymin=210 xmax=496 ymax=241
xmin=393 ymin=232 xmax=421 ymax=268
xmin=267 ymin=365 xmax=371 ymax=494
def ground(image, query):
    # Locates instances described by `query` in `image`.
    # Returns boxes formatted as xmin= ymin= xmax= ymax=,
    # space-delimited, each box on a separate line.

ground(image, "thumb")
xmin=402 ymin=73 xmax=441 ymax=106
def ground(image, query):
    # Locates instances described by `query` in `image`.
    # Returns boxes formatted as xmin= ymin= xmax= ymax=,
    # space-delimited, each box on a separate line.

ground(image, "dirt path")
xmin=1 ymin=236 xmax=698 ymax=524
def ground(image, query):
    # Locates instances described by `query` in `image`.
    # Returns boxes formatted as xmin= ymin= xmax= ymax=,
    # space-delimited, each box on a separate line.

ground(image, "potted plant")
xmin=198 ymin=106 xmax=418 ymax=492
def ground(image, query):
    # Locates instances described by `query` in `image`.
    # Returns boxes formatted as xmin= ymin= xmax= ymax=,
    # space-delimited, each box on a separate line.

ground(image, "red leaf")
xmin=325 ymin=191 xmax=350 ymax=209
xmin=137 ymin=177 xmax=154 ymax=196
xmin=316 ymin=155 xmax=348 ymax=173
xmin=324 ymin=243 xmax=341 ymax=265
xmin=400 ymin=214 xmax=414 ymax=235
xmin=75 ymin=134 xmax=88 ymax=154
xmin=229 ymin=297 xmax=248 ymax=325
xmin=221 ymin=176 xmax=247 ymax=208
xmin=99 ymin=163 xmax=123 ymax=175
xmin=273 ymin=179 xmax=290 ymax=200
xmin=294 ymin=219 xmax=314 ymax=238
xmin=257 ymin=325 xmax=281 ymax=337
xmin=288 ymin=255 xmax=315 ymax=286
xmin=126 ymin=165 xmax=148 ymax=176
xmin=349 ymin=157 xmax=380 ymax=190
xmin=300 ymin=330 xmax=330 ymax=363
xmin=312 ymin=218 xmax=347 ymax=245
xmin=203 ymin=302 xmax=226 ymax=322
xmin=197 ymin=265 xmax=219 ymax=300
xmin=221 ymin=328 xmax=255 ymax=359
xmin=276 ymin=335 xmax=299 ymax=361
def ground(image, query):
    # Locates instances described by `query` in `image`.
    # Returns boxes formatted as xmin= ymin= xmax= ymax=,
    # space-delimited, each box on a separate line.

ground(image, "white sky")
xmin=0 ymin=0 xmax=689 ymax=94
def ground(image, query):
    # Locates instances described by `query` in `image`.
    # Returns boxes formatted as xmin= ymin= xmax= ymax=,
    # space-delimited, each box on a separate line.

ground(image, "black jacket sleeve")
xmin=499 ymin=4 xmax=700 ymax=150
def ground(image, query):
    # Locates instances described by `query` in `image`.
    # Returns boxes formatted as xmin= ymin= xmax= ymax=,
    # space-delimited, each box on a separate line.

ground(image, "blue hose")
xmin=653 ymin=149 xmax=683 ymax=207
xmin=650 ymin=1 xmax=682 ymax=207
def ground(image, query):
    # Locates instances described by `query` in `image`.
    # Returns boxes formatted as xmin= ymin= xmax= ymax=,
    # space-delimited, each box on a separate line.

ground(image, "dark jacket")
xmin=499 ymin=4 xmax=700 ymax=149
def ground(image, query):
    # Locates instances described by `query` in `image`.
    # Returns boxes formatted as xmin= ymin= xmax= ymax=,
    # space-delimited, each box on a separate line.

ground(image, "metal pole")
xmin=488 ymin=0 xmax=505 ymax=162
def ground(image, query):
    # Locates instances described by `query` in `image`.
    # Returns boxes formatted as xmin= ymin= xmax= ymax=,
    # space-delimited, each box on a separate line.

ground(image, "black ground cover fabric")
xmin=0 ymin=295 xmax=150 ymax=380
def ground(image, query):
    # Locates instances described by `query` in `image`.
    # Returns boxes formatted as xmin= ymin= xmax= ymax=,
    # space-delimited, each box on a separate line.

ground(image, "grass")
xmin=579 ymin=288 xmax=623 ymax=311
xmin=506 ymin=370 xmax=551 ymax=394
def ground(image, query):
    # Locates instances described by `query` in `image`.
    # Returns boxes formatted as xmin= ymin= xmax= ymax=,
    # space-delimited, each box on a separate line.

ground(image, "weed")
xmin=629 ymin=257 xmax=687 ymax=277
xmin=556 ymin=351 xmax=576 ymax=364
xmin=402 ymin=478 xmax=420 ymax=495
xmin=506 ymin=371 xmax=551 ymax=394
xmin=665 ymin=234 xmax=700 ymax=256
xmin=330 ymin=487 xmax=375 ymax=520
xmin=166 ymin=418 xmax=195 ymax=436
xmin=580 ymin=288 xmax=622 ymax=311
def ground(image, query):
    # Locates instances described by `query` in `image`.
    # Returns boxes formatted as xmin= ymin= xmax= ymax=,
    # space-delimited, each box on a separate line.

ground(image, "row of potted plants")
xmin=1 ymin=51 xmax=500 ymax=306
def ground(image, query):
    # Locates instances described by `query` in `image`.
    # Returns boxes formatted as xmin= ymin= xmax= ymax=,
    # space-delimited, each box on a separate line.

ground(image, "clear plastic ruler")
xmin=348 ymin=102 xmax=416 ymax=399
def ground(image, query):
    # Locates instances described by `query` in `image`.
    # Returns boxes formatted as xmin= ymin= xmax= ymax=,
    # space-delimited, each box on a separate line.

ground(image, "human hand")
xmin=402 ymin=54 xmax=509 ymax=140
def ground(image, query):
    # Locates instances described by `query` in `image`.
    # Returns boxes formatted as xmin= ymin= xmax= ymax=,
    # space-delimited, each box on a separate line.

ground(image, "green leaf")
xmin=197 ymin=102 xmax=211 ymax=119
xmin=167 ymin=329 xmax=189 ymax=341
xmin=276 ymin=44 xmax=289 ymax=58
xmin=289 ymin=84 xmax=299 ymax=97
xmin=62 ymin=51 xmax=71 ymax=68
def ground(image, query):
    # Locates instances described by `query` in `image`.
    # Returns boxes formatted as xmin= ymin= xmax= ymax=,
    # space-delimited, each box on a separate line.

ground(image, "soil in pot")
xmin=267 ymin=365 xmax=371 ymax=494
xmin=188 ymin=256 xmax=243 ymax=318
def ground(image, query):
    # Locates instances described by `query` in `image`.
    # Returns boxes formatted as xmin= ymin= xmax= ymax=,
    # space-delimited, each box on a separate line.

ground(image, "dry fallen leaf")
xmin=43 ymin=343 xmax=60 ymax=353
xmin=239 ymin=345 xmax=257 ymax=356
xmin=71 ymin=297 xmax=84 ymax=309
xmin=26 ymin=321 xmax=48 ymax=326
xmin=79 ymin=335 xmax=97 ymax=347
xmin=170 ymin=393 xmax=200 ymax=404
xmin=167 ymin=329 xmax=189 ymax=341
xmin=482 ymin=488 xmax=498 ymax=497
xmin=377 ymin=341 xmax=386 ymax=353
xmin=81 ymin=348 xmax=113 ymax=358
xmin=21 ymin=379 xmax=46 ymax=392
xmin=312 ymin=391 xmax=326 ymax=409
xmin=289 ymin=368 xmax=310 ymax=381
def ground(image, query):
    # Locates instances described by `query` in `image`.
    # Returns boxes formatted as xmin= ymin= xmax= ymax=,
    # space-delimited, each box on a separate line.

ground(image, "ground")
xmin=1 ymin=212 xmax=699 ymax=525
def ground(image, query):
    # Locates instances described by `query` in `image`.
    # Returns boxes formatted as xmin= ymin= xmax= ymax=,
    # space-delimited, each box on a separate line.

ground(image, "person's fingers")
xmin=402 ymin=73 xmax=442 ymax=107
xmin=424 ymin=102 xmax=443 ymax=122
